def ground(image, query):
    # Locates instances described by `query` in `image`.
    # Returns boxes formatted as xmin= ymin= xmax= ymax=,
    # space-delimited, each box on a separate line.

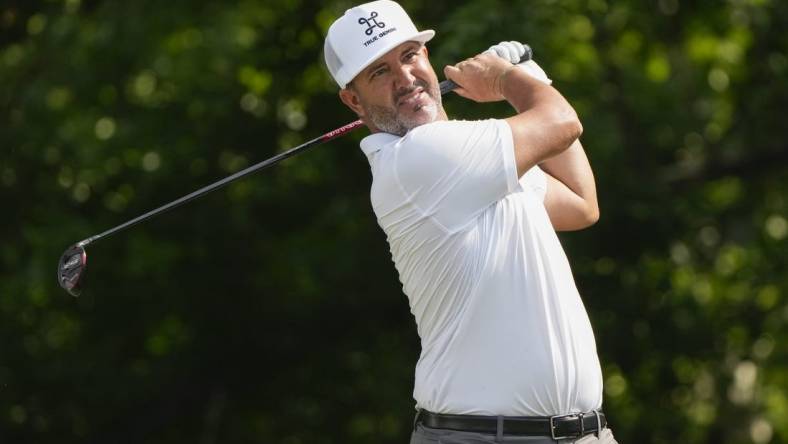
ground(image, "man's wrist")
xmin=495 ymin=65 xmax=518 ymax=98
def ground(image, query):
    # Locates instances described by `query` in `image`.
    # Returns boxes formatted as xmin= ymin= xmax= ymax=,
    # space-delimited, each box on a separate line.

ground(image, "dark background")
xmin=1 ymin=0 xmax=786 ymax=442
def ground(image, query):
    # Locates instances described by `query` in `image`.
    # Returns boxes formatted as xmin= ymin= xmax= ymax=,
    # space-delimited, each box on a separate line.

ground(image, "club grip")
xmin=439 ymin=44 xmax=534 ymax=95
xmin=439 ymin=79 xmax=458 ymax=95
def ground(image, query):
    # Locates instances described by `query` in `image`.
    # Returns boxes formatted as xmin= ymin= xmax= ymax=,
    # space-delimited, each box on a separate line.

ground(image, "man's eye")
xmin=404 ymin=51 xmax=417 ymax=61
xmin=371 ymin=68 xmax=385 ymax=78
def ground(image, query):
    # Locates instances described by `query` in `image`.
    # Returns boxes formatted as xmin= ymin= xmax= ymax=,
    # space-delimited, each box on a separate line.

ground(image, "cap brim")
xmin=342 ymin=29 xmax=435 ymax=88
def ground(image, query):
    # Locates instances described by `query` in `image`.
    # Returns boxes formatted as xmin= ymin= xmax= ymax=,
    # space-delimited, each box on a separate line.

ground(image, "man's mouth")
xmin=396 ymin=87 xmax=426 ymax=108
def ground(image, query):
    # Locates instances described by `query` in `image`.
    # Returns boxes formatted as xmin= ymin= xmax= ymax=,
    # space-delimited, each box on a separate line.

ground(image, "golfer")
xmin=325 ymin=2 xmax=616 ymax=442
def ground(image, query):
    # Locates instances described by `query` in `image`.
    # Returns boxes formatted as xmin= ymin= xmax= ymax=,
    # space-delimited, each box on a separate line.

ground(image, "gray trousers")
xmin=410 ymin=423 xmax=619 ymax=444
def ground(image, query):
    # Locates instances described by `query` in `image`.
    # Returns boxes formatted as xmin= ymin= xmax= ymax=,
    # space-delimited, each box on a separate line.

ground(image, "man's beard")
xmin=364 ymin=79 xmax=441 ymax=136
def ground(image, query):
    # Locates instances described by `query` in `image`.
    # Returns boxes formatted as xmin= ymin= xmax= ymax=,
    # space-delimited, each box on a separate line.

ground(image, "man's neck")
xmin=366 ymin=107 xmax=449 ymax=135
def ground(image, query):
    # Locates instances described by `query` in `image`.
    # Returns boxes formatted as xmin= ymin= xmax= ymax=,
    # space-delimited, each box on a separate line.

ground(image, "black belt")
xmin=416 ymin=409 xmax=607 ymax=439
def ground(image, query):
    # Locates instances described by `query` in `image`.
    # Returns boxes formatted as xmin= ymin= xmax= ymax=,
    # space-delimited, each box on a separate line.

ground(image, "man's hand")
xmin=485 ymin=41 xmax=529 ymax=63
xmin=443 ymin=53 xmax=515 ymax=103
xmin=486 ymin=41 xmax=551 ymax=85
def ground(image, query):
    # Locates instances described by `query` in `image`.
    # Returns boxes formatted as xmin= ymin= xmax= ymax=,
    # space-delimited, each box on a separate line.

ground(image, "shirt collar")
xmin=360 ymin=132 xmax=401 ymax=158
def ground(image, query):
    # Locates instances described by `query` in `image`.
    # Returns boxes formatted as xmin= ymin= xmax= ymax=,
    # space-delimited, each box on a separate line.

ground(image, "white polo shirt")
xmin=359 ymin=119 xmax=603 ymax=416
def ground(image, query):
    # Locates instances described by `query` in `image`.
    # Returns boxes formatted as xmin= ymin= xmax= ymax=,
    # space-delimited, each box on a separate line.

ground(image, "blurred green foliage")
xmin=1 ymin=0 xmax=786 ymax=442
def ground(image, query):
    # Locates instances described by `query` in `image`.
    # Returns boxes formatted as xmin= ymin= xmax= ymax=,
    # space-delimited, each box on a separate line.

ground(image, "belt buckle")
xmin=550 ymin=413 xmax=582 ymax=440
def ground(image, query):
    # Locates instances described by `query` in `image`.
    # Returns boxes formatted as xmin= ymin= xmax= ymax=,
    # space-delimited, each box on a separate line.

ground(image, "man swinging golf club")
xmin=325 ymin=1 xmax=616 ymax=443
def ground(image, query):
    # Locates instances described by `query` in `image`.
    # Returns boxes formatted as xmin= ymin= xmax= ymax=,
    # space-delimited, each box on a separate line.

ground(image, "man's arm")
xmin=541 ymin=139 xmax=599 ymax=231
xmin=444 ymin=53 xmax=582 ymax=177
xmin=445 ymin=54 xmax=598 ymax=231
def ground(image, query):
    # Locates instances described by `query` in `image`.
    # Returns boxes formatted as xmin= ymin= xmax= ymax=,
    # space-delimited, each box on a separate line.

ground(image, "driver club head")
xmin=58 ymin=245 xmax=87 ymax=297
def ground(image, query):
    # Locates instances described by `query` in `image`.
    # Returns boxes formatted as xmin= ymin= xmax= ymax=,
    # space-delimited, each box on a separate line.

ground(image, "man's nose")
xmin=393 ymin=64 xmax=417 ymax=89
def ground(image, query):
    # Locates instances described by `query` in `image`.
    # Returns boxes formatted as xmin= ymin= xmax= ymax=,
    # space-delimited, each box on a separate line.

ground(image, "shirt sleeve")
xmin=393 ymin=119 xmax=520 ymax=233
xmin=519 ymin=165 xmax=547 ymax=202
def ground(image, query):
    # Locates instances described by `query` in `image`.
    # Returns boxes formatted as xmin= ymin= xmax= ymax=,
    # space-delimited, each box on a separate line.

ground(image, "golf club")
xmin=57 ymin=46 xmax=533 ymax=297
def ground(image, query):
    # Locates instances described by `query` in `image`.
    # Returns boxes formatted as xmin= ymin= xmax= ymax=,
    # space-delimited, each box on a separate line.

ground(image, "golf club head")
xmin=58 ymin=245 xmax=87 ymax=297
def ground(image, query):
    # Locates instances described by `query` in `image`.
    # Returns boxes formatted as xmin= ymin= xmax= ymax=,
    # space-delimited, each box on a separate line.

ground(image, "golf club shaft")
xmin=76 ymin=79 xmax=461 ymax=248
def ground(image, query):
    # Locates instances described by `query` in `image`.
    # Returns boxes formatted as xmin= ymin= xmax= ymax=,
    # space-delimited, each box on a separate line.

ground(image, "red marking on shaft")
xmin=321 ymin=120 xmax=363 ymax=141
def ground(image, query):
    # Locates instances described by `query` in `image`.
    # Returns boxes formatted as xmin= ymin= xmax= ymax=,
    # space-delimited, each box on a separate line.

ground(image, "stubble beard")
xmin=364 ymin=80 xmax=442 ymax=137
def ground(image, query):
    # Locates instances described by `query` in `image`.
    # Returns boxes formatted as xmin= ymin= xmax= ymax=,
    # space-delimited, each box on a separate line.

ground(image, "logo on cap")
xmin=358 ymin=11 xmax=385 ymax=36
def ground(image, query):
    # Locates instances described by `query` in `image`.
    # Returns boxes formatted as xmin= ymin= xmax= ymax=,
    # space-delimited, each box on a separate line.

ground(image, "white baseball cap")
xmin=324 ymin=0 xmax=435 ymax=89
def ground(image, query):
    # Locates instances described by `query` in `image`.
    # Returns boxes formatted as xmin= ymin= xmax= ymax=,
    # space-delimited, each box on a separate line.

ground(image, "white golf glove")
xmin=485 ymin=41 xmax=552 ymax=85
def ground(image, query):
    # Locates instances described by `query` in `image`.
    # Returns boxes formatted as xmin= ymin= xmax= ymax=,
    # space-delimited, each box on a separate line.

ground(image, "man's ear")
xmin=339 ymin=87 xmax=365 ymax=118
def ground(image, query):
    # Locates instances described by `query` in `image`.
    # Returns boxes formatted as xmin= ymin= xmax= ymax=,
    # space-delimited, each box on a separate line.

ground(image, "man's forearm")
xmin=540 ymin=139 xmax=599 ymax=226
xmin=501 ymin=68 xmax=582 ymax=176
